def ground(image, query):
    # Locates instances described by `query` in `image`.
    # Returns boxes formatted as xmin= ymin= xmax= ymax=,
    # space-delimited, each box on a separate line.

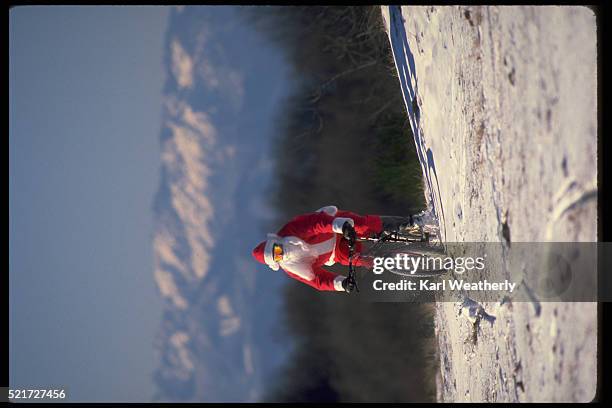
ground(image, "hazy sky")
xmin=10 ymin=6 xmax=169 ymax=401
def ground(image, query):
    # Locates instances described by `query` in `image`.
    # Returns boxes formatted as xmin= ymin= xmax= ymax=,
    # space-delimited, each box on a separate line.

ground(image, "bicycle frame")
xmin=359 ymin=228 xmax=431 ymax=244
xmin=345 ymin=228 xmax=445 ymax=289
xmin=346 ymin=230 xmax=427 ymax=292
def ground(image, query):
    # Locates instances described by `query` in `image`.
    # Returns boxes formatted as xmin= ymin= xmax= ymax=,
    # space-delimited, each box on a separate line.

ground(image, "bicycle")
xmin=346 ymin=223 xmax=448 ymax=290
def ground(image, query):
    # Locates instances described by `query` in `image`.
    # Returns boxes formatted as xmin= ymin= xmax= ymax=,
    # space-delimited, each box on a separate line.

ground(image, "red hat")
xmin=252 ymin=235 xmax=281 ymax=271
xmin=252 ymin=241 xmax=266 ymax=265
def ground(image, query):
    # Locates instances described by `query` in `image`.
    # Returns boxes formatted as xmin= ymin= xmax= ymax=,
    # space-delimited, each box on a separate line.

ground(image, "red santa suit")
xmin=251 ymin=206 xmax=383 ymax=291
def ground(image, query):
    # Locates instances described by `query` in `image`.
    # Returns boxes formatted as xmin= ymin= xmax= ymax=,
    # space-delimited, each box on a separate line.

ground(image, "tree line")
xmin=240 ymin=6 xmax=437 ymax=402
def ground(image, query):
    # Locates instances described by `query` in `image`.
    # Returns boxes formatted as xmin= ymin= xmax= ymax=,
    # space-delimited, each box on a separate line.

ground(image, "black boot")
xmin=380 ymin=216 xmax=415 ymax=234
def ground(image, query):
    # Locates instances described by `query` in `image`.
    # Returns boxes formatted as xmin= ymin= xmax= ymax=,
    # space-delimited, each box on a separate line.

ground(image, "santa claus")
xmin=251 ymin=206 xmax=421 ymax=292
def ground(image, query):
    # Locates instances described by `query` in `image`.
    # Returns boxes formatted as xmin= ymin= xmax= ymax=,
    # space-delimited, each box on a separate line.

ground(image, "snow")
xmin=381 ymin=5 xmax=597 ymax=402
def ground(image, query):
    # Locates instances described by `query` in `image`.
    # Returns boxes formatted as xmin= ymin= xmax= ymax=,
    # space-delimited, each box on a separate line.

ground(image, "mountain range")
xmin=151 ymin=7 xmax=290 ymax=402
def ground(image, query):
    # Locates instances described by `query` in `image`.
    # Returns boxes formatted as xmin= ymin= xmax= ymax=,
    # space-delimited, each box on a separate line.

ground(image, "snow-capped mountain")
xmin=151 ymin=7 xmax=289 ymax=402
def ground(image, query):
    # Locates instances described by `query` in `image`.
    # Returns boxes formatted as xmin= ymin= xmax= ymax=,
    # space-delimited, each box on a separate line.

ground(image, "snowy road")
xmin=381 ymin=6 xmax=597 ymax=402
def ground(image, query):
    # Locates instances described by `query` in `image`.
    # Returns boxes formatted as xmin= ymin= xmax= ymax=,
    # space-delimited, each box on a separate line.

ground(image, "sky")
xmin=9 ymin=6 xmax=170 ymax=401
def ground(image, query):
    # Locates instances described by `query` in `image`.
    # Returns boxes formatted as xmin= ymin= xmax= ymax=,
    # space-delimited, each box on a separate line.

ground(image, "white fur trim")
xmin=332 ymin=217 xmax=354 ymax=234
xmin=333 ymin=275 xmax=345 ymax=291
xmin=264 ymin=235 xmax=281 ymax=271
xmin=316 ymin=205 xmax=338 ymax=216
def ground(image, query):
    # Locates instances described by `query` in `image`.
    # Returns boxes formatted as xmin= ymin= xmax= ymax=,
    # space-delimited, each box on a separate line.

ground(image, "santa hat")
xmin=251 ymin=234 xmax=281 ymax=271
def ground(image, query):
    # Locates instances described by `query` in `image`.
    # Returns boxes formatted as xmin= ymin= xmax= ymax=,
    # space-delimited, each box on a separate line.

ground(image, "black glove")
xmin=342 ymin=276 xmax=356 ymax=293
xmin=342 ymin=221 xmax=356 ymax=248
